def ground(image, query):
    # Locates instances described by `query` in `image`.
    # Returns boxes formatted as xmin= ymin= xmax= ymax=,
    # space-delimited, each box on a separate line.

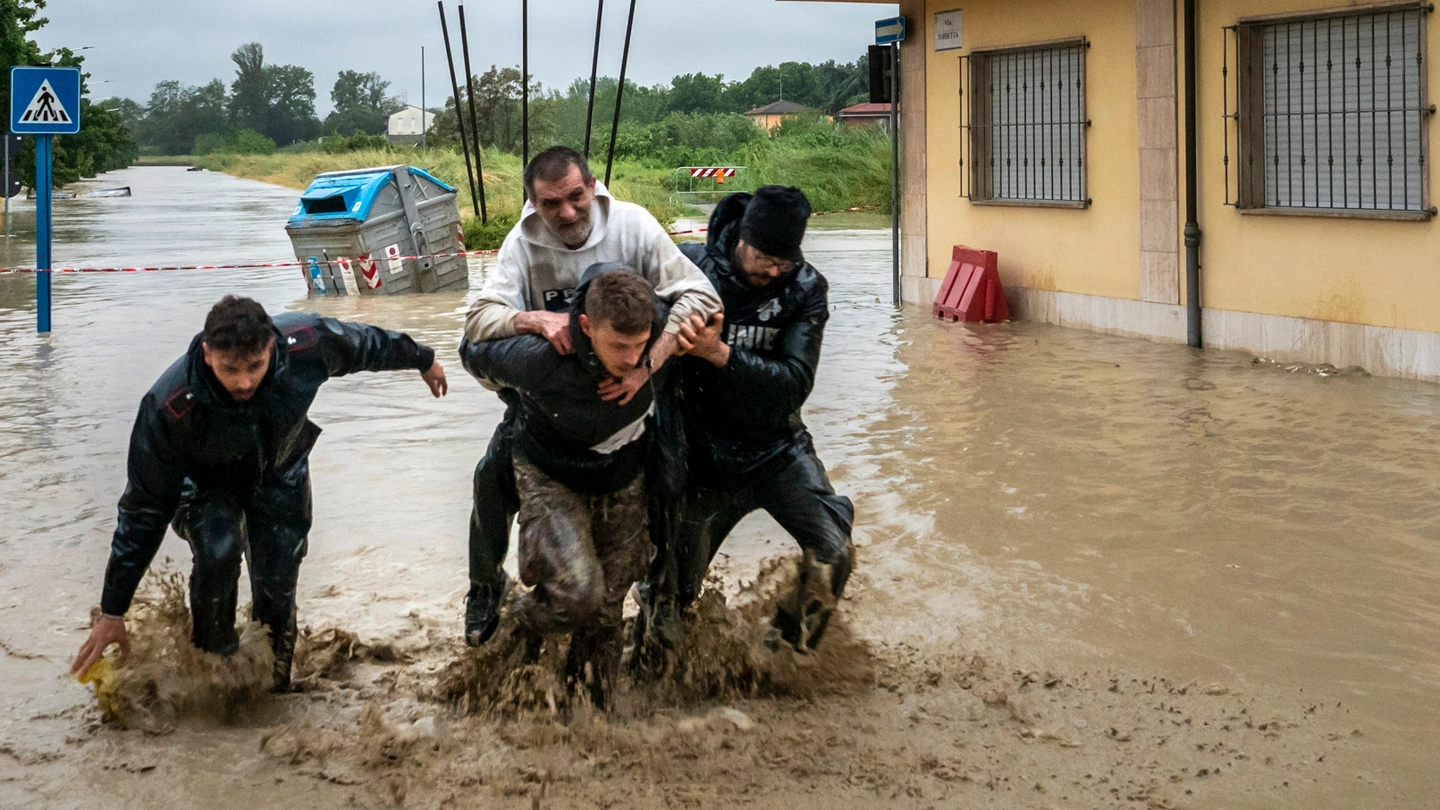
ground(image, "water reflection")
xmin=0 ymin=167 xmax=1436 ymax=805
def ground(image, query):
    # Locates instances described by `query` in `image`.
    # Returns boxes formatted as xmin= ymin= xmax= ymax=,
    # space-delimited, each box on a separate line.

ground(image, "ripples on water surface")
xmin=0 ymin=167 xmax=1436 ymax=805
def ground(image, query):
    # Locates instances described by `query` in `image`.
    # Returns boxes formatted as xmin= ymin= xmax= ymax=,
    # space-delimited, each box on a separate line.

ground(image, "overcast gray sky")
xmin=35 ymin=0 xmax=896 ymax=115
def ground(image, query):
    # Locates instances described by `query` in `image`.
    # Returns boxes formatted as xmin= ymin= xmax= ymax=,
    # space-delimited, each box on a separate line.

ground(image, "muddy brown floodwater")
xmin=1 ymin=167 xmax=1437 ymax=809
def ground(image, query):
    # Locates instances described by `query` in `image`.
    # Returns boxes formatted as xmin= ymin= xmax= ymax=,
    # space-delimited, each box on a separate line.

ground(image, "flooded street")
xmin=1 ymin=167 xmax=1437 ymax=808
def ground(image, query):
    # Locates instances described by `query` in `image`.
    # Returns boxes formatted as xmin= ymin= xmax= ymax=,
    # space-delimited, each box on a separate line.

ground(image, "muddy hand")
xmin=71 ymin=614 xmax=129 ymax=677
xmin=422 ymin=360 xmax=449 ymax=397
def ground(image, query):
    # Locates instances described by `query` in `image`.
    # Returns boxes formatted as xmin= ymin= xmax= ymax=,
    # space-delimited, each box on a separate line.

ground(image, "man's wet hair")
xmin=585 ymin=271 xmax=654 ymax=336
xmin=203 ymin=295 xmax=274 ymax=355
xmin=523 ymin=146 xmax=593 ymax=198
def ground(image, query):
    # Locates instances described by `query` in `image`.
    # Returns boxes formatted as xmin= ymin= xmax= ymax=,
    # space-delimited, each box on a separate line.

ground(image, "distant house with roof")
xmin=837 ymin=102 xmax=892 ymax=131
xmin=387 ymin=105 xmax=434 ymax=144
xmin=743 ymin=100 xmax=812 ymax=131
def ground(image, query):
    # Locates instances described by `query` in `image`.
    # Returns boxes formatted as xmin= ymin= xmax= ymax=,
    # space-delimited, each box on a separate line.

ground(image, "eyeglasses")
xmin=744 ymin=245 xmax=796 ymax=275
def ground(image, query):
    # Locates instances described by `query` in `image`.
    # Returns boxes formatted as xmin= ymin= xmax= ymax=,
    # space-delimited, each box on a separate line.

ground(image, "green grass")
xmin=194 ymin=148 xmax=697 ymax=250
xmin=135 ymin=155 xmax=201 ymax=167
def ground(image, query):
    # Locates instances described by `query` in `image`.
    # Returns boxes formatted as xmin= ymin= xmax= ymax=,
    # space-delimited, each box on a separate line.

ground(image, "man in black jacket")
xmin=660 ymin=186 xmax=855 ymax=653
xmin=70 ymin=296 xmax=447 ymax=691
xmin=460 ymin=265 xmax=664 ymax=703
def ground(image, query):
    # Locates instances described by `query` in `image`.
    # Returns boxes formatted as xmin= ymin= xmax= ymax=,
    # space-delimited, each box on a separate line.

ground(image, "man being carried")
xmin=70 ymin=296 xmax=447 ymax=691
xmin=461 ymin=266 xmax=665 ymax=703
xmin=461 ymin=146 xmax=719 ymax=646
xmin=659 ymin=186 xmax=855 ymax=653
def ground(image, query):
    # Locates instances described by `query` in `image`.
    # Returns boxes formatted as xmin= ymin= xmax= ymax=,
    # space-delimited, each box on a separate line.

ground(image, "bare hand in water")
xmin=70 ymin=614 xmax=128 ymax=677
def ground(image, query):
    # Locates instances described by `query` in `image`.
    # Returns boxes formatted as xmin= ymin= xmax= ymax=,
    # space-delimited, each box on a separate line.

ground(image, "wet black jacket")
xmin=678 ymin=193 xmax=829 ymax=489
xmin=461 ymin=265 xmax=669 ymax=496
xmin=100 ymin=313 xmax=436 ymax=616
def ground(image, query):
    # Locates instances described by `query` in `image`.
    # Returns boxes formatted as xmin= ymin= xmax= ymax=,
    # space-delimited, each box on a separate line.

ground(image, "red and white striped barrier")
xmin=689 ymin=167 xmax=739 ymax=179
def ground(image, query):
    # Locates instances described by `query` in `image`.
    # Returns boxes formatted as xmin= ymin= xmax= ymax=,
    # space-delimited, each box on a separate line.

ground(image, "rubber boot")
xmin=771 ymin=551 xmax=841 ymax=654
xmin=464 ymin=569 xmax=512 ymax=647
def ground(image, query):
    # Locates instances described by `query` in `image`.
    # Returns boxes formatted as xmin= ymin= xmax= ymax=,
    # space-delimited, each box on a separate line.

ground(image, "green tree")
xmin=324 ymin=70 xmax=400 ymax=136
xmin=265 ymin=63 xmax=318 ymax=145
xmin=0 ymin=0 xmax=46 ymax=110
xmin=227 ymin=42 xmax=268 ymax=133
xmin=667 ymin=73 xmax=726 ymax=114
xmin=136 ymin=79 xmax=226 ymax=155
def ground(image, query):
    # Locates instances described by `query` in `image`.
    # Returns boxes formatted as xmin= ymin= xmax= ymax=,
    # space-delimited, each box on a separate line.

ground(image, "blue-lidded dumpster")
xmin=285 ymin=165 xmax=468 ymax=295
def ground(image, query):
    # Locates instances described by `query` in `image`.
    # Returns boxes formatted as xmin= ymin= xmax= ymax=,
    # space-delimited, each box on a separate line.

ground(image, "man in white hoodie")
xmin=462 ymin=146 xmax=721 ymax=646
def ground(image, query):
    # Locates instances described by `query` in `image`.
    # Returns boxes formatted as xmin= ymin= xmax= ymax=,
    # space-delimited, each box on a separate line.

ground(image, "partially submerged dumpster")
xmin=285 ymin=165 xmax=468 ymax=294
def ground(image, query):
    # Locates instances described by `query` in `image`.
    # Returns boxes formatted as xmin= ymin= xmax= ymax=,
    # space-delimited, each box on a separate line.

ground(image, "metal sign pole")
xmin=421 ymin=46 xmax=427 ymax=151
xmin=890 ymin=43 xmax=901 ymax=308
xmin=3 ymin=129 xmax=9 ymax=238
xmin=36 ymin=134 xmax=51 ymax=334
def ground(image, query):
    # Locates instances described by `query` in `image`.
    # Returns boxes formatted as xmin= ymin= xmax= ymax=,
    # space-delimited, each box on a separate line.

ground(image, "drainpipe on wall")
xmin=1183 ymin=0 xmax=1203 ymax=348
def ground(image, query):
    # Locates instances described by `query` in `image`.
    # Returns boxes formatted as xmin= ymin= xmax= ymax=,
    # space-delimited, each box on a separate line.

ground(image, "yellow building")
xmin=806 ymin=0 xmax=1440 ymax=381
xmin=745 ymin=100 xmax=814 ymax=130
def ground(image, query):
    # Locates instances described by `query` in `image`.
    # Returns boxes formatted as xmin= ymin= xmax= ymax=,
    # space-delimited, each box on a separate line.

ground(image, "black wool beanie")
xmin=739 ymin=185 xmax=811 ymax=263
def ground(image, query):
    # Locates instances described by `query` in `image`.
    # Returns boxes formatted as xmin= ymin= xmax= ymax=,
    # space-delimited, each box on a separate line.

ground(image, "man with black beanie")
xmin=70 ymin=296 xmax=447 ymax=692
xmin=639 ymin=185 xmax=855 ymax=654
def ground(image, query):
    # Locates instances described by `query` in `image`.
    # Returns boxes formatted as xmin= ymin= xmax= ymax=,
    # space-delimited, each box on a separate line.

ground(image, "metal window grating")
xmin=960 ymin=40 xmax=1090 ymax=205
xmin=1224 ymin=5 xmax=1435 ymax=215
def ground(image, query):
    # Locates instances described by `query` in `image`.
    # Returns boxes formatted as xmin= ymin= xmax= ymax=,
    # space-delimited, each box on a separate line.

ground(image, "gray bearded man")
xmin=460 ymin=146 xmax=719 ymax=646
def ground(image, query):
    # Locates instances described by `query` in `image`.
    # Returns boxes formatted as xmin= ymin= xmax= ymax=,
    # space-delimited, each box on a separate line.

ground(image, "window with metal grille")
xmin=1224 ymin=4 xmax=1435 ymax=217
xmin=959 ymin=39 xmax=1090 ymax=206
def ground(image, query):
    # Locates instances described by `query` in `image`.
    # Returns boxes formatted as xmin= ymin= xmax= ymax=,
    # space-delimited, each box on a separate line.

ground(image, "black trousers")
xmin=170 ymin=470 xmax=311 ymax=689
xmin=676 ymin=450 xmax=854 ymax=608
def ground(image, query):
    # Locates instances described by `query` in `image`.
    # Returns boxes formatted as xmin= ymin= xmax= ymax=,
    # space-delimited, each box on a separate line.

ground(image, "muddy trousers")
xmin=512 ymin=456 xmax=651 ymax=701
xmin=470 ymin=389 xmax=685 ymax=593
xmin=676 ymin=451 xmax=855 ymax=648
xmin=170 ymin=474 xmax=312 ymax=691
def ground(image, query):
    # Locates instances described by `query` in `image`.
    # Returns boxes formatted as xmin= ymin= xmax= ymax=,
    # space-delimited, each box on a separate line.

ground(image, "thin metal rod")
xmin=585 ymin=0 xmax=605 ymax=158
xmin=36 ymin=135 xmax=51 ymax=334
xmin=421 ymin=46 xmax=427 ymax=152
xmin=522 ymin=0 xmax=529 ymax=167
xmin=1183 ymin=0 xmax=1202 ymax=348
xmin=458 ymin=3 xmax=488 ymax=223
xmin=438 ymin=1 xmax=481 ymax=218
xmin=890 ymin=42 xmax=901 ymax=308
xmin=604 ymin=0 xmax=637 ymax=187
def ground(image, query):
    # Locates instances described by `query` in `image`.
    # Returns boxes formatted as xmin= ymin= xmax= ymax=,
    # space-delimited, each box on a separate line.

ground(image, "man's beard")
xmin=555 ymin=212 xmax=593 ymax=246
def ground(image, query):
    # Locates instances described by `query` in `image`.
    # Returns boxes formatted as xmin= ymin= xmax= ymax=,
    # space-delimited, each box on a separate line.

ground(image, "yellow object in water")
xmin=76 ymin=658 xmax=123 ymax=721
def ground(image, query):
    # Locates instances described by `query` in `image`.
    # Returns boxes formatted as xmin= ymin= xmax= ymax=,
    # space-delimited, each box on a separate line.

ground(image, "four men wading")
xmin=71 ymin=148 xmax=852 ymax=702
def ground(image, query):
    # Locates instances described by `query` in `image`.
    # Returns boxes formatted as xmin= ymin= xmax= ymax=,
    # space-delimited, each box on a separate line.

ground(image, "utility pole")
xmin=421 ymin=46 xmax=427 ymax=151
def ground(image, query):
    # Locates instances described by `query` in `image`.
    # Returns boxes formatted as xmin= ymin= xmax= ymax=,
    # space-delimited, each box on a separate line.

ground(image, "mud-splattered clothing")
xmin=512 ymin=455 xmax=651 ymax=635
xmin=98 ymin=313 xmax=435 ymax=687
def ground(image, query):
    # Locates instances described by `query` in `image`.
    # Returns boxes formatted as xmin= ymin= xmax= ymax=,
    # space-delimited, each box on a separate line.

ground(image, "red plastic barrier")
xmin=933 ymin=245 xmax=1010 ymax=323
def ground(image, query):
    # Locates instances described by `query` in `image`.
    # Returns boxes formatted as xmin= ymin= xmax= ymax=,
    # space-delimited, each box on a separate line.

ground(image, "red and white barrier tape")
xmin=0 ymin=204 xmax=888 ymax=275
xmin=0 ymin=248 xmax=501 ymax=275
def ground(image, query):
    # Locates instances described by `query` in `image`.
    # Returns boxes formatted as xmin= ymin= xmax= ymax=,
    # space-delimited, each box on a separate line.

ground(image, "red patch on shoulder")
xmin=163 ymin=389 xmax=195 ymax=420
xmin=282 ymin=325 xmax=317 ymax=352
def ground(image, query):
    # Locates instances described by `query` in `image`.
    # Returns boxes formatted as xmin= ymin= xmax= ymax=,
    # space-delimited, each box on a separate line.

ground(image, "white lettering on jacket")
xmin=725 ymin=323 xmax=780 ymax=351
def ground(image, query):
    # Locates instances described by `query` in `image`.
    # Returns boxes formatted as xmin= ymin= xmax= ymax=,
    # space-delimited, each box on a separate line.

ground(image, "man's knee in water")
xmin=188 ymin=520 xmax=245 ymax=574
xmin=549 ymin=572 xmax=606 ymax=629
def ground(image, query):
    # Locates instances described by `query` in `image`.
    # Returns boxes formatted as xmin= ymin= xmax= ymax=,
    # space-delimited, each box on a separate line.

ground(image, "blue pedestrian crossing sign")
xmin=11 ymin=67 xmax=81 ymax=135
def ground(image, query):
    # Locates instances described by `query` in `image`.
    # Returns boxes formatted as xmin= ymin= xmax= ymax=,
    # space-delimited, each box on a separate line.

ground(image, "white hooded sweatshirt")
xmin=464 ymin=181 xmax=721 ymax=341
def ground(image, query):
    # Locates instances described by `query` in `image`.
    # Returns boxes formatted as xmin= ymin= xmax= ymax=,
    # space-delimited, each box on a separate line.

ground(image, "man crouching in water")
xmin=643 ymin=186 xmax=854 ymax=654
xmin=70 ymin=296 xmax=447 ymax=691
xmin=460 ymin=266 xmax=664 ymax=705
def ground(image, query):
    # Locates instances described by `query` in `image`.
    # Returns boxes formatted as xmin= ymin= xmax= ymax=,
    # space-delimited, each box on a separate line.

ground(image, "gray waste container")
xmin=285 ymin=165 xmax=468 ymax=295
